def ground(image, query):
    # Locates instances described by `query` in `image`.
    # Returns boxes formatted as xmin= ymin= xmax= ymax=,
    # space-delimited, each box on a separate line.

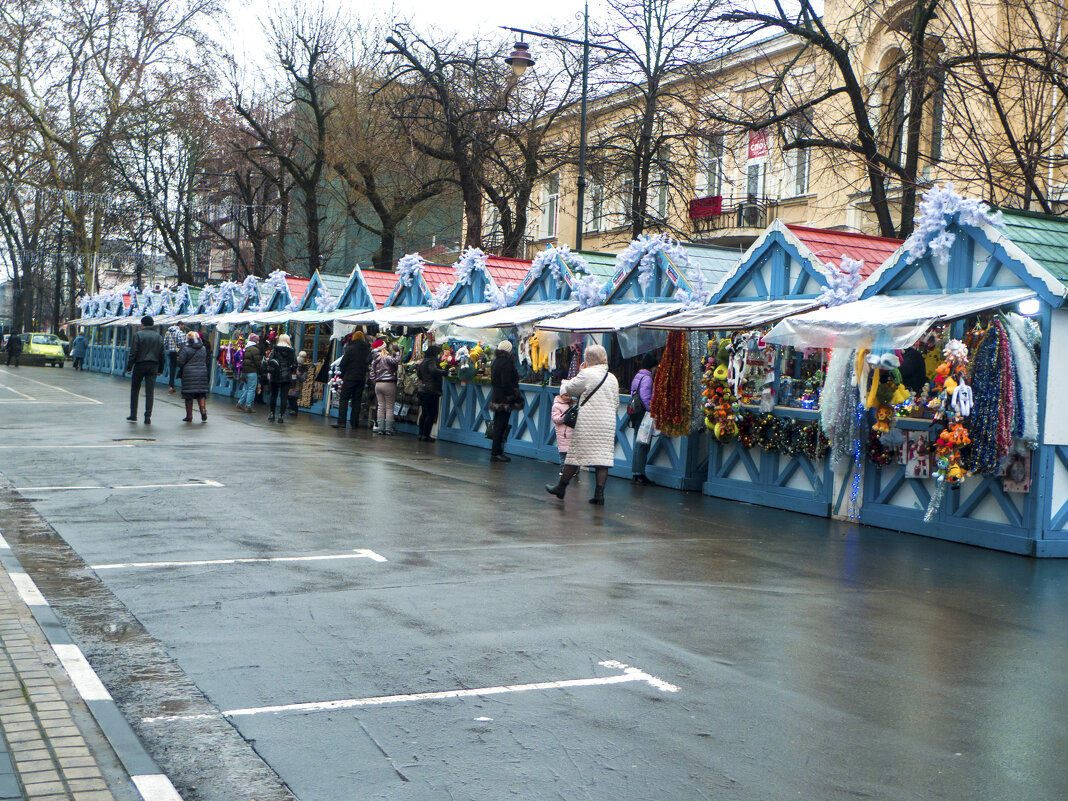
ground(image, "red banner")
xmin=689 ymin=195 xmax=723 ymax=219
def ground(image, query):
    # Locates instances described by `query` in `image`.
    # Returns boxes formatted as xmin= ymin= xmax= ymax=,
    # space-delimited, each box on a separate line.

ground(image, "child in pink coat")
xmin=551 ymin=393 xmax=580 ymax=482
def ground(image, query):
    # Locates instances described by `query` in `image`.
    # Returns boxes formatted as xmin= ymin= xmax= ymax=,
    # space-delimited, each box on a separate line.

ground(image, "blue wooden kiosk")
xmin=536 ymin=240 xmax=740 ymax=489
xmin=647 ymin=220 xmax=902 ymax=514
xmin=435 ymin=248 xmax=618 ymax=461
xmin=764 ymin=205 xmax=1068 ymax=556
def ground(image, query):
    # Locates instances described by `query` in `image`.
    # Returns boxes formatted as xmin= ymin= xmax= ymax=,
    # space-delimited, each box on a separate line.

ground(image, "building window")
xmin=784 ymin=125 xmax=810 ymax=197
xmin=584 ymin=181 xmax=604 ymax=233
xmin=746 ymin=161 xmax=765 ymax=199
xmin=540 ymin=173 xmax=559 ymax=239
xmin=696 ymin=135 xmax=725 ymax=198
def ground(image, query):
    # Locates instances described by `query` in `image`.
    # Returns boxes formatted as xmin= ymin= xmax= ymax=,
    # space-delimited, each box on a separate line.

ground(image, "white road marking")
xmin=132 ymin=774 xmax=185 ymax=801
xmin=0 ymin=444 xmax=135 ymax=450
xmin=0 ymin=369 xmax=102 ymax=403
xmin=52 ymin=643 xmax=113 ymax=701
xmin=17 ymin=479 xmax=224 ymax=492
xmin=0 ymin=533 xmax=9 ymax=550
xmin=9 ymin=571 xmax=48 ymax=606
xmin=92 ymin=548 xmax=388 ymax=570
xmin=0 ymin=384 xmax=34 ymax=400
xmin=142 ymin=660 xmax=678 ymax=723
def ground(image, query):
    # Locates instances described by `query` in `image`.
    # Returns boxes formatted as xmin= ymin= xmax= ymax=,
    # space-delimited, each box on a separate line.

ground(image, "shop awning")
xmin=765 ymin=288 xmax=1037 ymax=350
xmin=644 ymin=299 xmax=820 ymax=331
xmin=102 ymin=317 xmax=139 ymax=328
xmin=79 ymin=317 xmax=118 ymax=327
xmin=275 ymin=309 xmax=353 ymax=324
xmin=535 ymin=303 xmax=681 ymax=333
xmin=200 ymin=311 xmax=265 ymax=326
xmin=337 ymin=303 xmax=494 ymax=327
xmin=151 ymin=314 xmax=193 ymax=326
xmin=448 ymin=300 xmax=580 ymax=329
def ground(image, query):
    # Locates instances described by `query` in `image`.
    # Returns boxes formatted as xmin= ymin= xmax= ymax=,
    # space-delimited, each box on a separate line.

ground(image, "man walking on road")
xmin=163 ymin=321 xmax=185 ymax=393
xmin=4 ymin=333 xmax=22 ymax=367
xmin=126 ymin=316 xmax=165 ymax=424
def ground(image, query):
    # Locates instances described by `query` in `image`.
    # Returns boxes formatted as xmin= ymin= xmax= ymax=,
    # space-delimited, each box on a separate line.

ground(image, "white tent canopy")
xmin=764 ymin=288 xmax=1037 ymax=350
xmin=644 ymin=299 xmax=820 ymax=331
xmin=336 ymin=303 xmax=493 ymax=328
xmin=448 ymin=300 xmax=580 ymax=329
xmin=535 ymin=303 xmax=681 ymax=333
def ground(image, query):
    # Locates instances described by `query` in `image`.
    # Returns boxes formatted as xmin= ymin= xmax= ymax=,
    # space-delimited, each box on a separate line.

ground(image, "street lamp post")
xmin=503 ymin=4 xmax=626 ymax=251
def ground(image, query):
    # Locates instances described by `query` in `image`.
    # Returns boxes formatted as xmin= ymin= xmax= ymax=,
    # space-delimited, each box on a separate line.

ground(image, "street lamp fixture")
xmin=505 ymin=42 xmax=535 ymax=77
xmin=502 ymin=10 xmax=626 ymax=250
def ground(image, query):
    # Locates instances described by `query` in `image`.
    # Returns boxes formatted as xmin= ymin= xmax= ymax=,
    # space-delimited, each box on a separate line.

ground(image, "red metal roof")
xmin=485 ymin=255 xmax=532 ymax=288
xmin=421 ymin=264 xmax=457 ymax=293
xmin=285 ymin=277 xmax=311 ymax=301
xmin=363 ymin=270 xmax=399 ymax=308
xmin=787 ymin=225 xmax=902 ymax=278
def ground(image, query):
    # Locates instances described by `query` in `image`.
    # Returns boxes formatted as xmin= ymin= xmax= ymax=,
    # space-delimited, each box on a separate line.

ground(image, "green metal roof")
xmin=319 ymin=273 xmax=350 ymax=296
xmin=996 ymin=208 xmax=1068 ymax=287
xmin=574 ymin=250 xmax=618 ymax=279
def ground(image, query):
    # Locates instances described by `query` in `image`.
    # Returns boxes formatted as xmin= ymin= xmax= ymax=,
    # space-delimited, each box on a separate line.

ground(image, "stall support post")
xmin=1033 ymin=303 xmax=1054 ymax=544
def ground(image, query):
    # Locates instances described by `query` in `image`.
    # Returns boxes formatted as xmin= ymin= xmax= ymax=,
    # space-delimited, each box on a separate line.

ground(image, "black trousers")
xmin=337 ymin=380 xmax=365 ymax=427
xmin=5 ymin=352 xmax=19 ymax=367
xmin=269 ymin=381 xmax=292 ymax=415
xmin=491 ymin=409 xmax=511 ymax=456
xmin=418 ymin=392 xmax=440 ymax=438
xmin=73 ymin=357 xmax=84 ymax=370
xmin=130 ymin=362 xmax=158 ymax=418
xmin=168 ymin=351 xmax=179 ymax=387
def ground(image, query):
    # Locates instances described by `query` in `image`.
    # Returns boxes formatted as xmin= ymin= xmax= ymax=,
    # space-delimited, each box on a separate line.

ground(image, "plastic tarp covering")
xmin=448 ymin=300 xmax=580 ymax=329
xmin=535 ymin=303 xmax=682 ymax=333
xmin=645 ymin=299 xmax=820 ymax=330
xmin=336 ymin=303 xmax=493 ymax=328
xmin=79 ymin=317 xmax=118 ymax=327
xmin=103 ymin=317 xmax=138 ymax=328
xmin=765 ymin=288 xmax=1037 ymax=350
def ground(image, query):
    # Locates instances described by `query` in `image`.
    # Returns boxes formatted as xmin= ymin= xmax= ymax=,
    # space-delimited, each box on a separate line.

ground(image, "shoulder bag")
xmin=562 ymin=370 xmax=609 ymax=428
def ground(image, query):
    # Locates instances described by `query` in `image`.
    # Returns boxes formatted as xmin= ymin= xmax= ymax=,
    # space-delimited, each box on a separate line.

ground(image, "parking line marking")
xmin=52 ymin=644 xmax=113 ymax=701
xmin=17 ymin=479 xmax=224 ymax=491
xmin=9 ymin=571 xmax=48 ymax=607
xmin=0 ymin=370 xmax=102 ymax=403
xmin=0 ymin=384 xmax=35 ymax=400
xmin=0 ymin=444 xmax=135 ymax=449
xmin=143 ymin=660 xmax=678 ymax=723
xmin=92 ymin=548 xmax=388 ymax=570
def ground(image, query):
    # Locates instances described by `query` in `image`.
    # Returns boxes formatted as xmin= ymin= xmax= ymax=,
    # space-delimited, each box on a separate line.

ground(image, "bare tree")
xmin=233 ymin=6 xmax=338 ymax=277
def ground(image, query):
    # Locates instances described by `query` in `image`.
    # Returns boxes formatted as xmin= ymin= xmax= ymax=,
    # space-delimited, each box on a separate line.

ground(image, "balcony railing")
xmin=690 ymin=195 xmax=777 ymax=235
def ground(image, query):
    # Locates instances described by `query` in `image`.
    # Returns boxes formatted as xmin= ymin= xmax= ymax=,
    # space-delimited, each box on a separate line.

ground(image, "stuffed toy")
xmin=872 ymin=404 xmax=894 ymax=435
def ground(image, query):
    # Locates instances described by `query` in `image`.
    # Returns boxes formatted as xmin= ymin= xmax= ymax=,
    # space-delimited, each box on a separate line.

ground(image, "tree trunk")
xmin=374 ymin=224 xmax=397 ymax=271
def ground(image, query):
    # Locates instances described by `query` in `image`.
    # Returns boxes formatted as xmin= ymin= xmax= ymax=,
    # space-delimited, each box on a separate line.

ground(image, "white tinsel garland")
xmin=315 ymin=287 xmax=338 ymax=313
xmin=485 ymin=281 xmax=515 ymax=310
xmin=1003 ymin=312 xmax=1039 ymax=444
xmin=529 ymin=245 xmax=590 ymax=286
xmin=676 ymin=265 xmax=710 ymax=310
xmin=905 ymin=184 xmax=1001 ymax=267
xmin=256 ymin=270 xmax=290 ymax=311
xmin=199 ymin=285 xmax=219 ymax=314
xmin=816 ymin=255 xmax=864 ymax=307
xmin=429 ymin=282 xmax=452 ymax=310
xmin=573 ymin=274 xmax=607 ymax=309
xmin=616 ymin=234 xmax=687 ymax=292
xmin=174 ymin=285 xmax=192 ymax=313
xmin=212 ymin=280 xmax=240 ymax=315
xmin=453 ymin=247 xmax=487 ymax=288
xmin=396 ymin=253 xmax=425 ymax=287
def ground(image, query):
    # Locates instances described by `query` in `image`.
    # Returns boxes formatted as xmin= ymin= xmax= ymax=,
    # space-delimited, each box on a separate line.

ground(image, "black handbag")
xmin=562 ymin=371 xmax=609 ymax=428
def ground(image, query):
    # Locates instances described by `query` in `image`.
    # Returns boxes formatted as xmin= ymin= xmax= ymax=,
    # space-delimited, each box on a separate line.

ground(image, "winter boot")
xmin=545 ymin=473 xmax=569 ymax=499
xmin=383 ymin=419 xmax=395 ymax=436
xmin=589 ymin=487 xmax=605 ymax=505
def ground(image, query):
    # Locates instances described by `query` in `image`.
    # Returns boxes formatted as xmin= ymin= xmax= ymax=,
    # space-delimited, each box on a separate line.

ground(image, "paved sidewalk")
xmin=0 ymin=552 xmax=132 ymax=801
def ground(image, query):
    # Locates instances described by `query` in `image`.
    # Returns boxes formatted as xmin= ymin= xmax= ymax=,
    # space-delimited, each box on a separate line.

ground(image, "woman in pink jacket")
xmin=551 ymin=393 xmax=580 ymax=483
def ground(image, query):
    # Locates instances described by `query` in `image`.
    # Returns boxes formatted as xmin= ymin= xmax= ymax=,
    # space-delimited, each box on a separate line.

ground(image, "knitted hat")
xmin=248 ymin=333 xmax=259 ymax=343
xmin=498 ymin=340 xmax=513 ymax=354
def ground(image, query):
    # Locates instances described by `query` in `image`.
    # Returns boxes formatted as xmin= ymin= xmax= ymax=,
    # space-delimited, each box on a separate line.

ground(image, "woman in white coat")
xmin=545 ymin=344 xmax=620 ymax=505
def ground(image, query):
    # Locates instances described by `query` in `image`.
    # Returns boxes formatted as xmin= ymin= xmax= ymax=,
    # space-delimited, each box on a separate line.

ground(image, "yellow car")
xmin=21 ymin=333 xmax=67 ymax=367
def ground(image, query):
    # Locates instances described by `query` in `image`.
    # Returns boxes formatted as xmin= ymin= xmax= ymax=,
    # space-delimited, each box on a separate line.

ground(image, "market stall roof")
xmin=764 ymin=287 xmax=1036 ymax=350
xmin=448 ymin=300 xmax=580 ymax=329
xmin=200 ymin=310 xmax=266 ymax=326
xmin=644 ymin=299 xmax=820 ymax=330
xmin=362 ymin=270 xmax=399 ymax=308
xmin=79 ymin=316 xmax=119 ymax=327
xmin=275 ymin=309 xmax=353 ymax=324
xmin=786 ymin=225 xmax=902 ymax=278
xmin=151 ymin=314 xmax=194 ymax=326
xmin=485 ymin=256 xmax=532 ymax=289
xmin=535 ymin=302 xmax=682 ymax=333
xmin=337 ymin=302 xmax=494 ymax=327
xmin=989 ymin=208 xmax=1068 ymax=292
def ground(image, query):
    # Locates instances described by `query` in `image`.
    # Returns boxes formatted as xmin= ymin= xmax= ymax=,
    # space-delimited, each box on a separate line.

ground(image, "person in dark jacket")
xmin=5 ymin=332 xmax=23 ymax=367
xmin=416 ymin=344 xmax=446 ymax=441
xmin=126 ymin=316 xmax=165 ymax=423
xmin=177 ymin=332 xmax=210 ymax=423
xmin=332 ymin=331 xmax=372 ymax=429
xmin=237 ymin=333 xmax=262 ymax=412
xmin=630 ymin=352 xmax=658 ymax=485
xmin=488 ymin=341 xmax=522 ymax=462
xmin=267 ymin=333 xmax=296 ymax=423
xmin=70 ymin=333 xmax=88 ymax=370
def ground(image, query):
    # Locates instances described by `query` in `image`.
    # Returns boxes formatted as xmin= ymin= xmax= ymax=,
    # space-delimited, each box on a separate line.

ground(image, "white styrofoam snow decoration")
xmin=199 ymin=285 xmax=219 ymax=314
xmin=174 ymin=285 xmax=192 ymax=313
xmin=904 ymin=184 xmax=1002 ymax=267
xmin=529 ymin=245 xmax=590 ymax=285
xmin=239 ymin=274 xmax=259 ymax=304
xmin=396 ymin=253 xmax=425 ymax=287
xmin=676 ymin=264 xmax=710 ymax=310
xmin=429 ymin=282 xmax=452 ymax=310
xmin=816 ymin=256 xmax=864 ymax=307
xmin=485 ymin=281 xmax=515 ymax=310
xmin=314 ymin=287 xmax=338 ymax=313
xmin=256 ymin=270 xmax=290 ymax=311
xmin=453 ymin=247 xmax=487 ymax=288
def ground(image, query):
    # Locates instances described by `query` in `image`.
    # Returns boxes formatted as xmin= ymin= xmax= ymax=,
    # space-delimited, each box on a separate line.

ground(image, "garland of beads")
xmin=757 ymin=413 xmax=785 ymax=451
xmin=801 ymin=422 xmax=830 ymax=460
xmin=967 ymin=323 xmax=1009 ymax=474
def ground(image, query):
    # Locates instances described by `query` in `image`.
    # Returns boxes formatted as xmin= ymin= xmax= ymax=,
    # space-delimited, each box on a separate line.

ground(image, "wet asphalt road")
xmin=2 ymin=364 xmax=1068 ymax=801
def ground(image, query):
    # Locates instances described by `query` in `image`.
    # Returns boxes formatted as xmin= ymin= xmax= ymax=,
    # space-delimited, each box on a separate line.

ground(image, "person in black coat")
xmin=126 ymin=316 xmax=166 ymax=423
xmin=4 ymin=333 xmax=22 ymax=367
xmin=332 ymin=331 xmax=372 ymax=429
xmin=487 ymin=341 xmax=523 ymax=462
xmin=416 ymin=344 xmax=447 ymax=442
xmin=267 ymin=333 xmax=297 ymax=423
xmin=177 ymin=332 xmax=210 ymax=423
